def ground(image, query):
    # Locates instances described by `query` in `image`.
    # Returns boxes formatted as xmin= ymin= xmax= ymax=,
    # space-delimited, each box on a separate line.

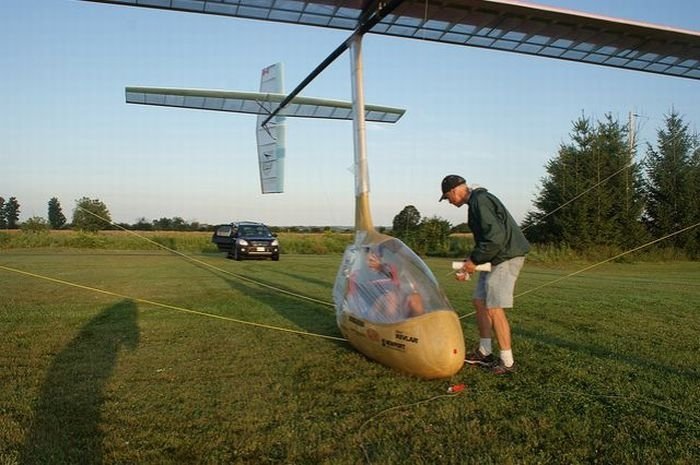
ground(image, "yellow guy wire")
xmin=76 ymin=206 xmax=335 ymax=309
xmin=458 ymin=221 xmax=699 ymax=319
xmin=0 ymin=263 xmax=347 ymax=343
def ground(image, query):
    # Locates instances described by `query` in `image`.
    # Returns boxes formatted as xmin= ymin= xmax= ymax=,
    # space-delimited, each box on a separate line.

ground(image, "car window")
xmin=239 ymin=225 xmax=272 ymax=237
xmin=216 ymin=226 xmax=232 ymax=236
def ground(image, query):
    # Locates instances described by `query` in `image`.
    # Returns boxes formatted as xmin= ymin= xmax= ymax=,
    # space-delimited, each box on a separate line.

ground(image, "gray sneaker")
xmin=465 ymin=348 xmax=496 ymax=367
xmin=491 ymin=360 xmax=517 ymax=375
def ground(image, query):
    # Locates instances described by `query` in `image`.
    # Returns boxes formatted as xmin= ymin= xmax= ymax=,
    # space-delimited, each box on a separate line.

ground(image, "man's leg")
xmin=489 ymin=307 xmax=515 ymax=373
xmin=465 ymin=298 xmax=496 ymax=366
xmin=474 ymin=298 xmax=492 ymax=339
xmin=483 ymin=258 xmax=524 ymax=373
xmin=488 ymin=307 xmax=511 ymax=351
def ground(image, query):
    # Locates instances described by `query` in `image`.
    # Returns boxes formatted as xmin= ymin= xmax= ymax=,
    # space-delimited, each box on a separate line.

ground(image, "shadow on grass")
xmin=164 ymin=256 xmax=348 ymax=350
xmin=21 ymin=299 xmax=139 ymax=465
xmin=183 ymin=257 xmax=339 ymax=327
xmin=515 ymin=326 xmax=700 ymax=382
xmin=204 ymin=256 xmax=336 ymax=303
xmin=263 ymin=266 xmax=337 ymax=290
xmin=226 ymin=277 xmax=345 ymax=343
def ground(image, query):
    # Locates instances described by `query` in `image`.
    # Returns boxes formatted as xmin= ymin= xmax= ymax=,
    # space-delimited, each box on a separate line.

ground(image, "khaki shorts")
xmin=473 ymin=256 xmax=525 ymax=309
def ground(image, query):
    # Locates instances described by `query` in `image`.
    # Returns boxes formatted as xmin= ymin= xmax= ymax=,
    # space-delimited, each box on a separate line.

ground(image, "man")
xmin=439 ymin=174 xmax=529 ymax=374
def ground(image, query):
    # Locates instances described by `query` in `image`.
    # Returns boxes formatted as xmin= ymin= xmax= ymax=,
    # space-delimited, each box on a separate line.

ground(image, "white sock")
xmin=479 ymin=338 xmax=492 ymax=355
xmin=500 ymin=349 xmax=514 ymax=367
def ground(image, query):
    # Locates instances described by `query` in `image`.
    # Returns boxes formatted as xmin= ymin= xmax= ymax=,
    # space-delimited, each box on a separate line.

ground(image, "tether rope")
xmin=514 ymin=221 xmax=699 ymax=298
xmin=1 ymin=206 xmax=344 ymax=341
xmin=357 ymin=390 xmax=462 ymax=464
xmin=458 ymin=221 xmax=699 ymax=320
xmin=521 ymin=159 xmax=639 ymax=232
xmin=0 ymin=263 xmax=347 ymax=343
xmin=8 ymin=210 xmax=697 ymax=330
xmin=76 ymin=206 xmax=336 ymax=309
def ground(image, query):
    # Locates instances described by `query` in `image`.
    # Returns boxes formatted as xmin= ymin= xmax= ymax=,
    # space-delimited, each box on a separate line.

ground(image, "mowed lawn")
xmin=1 ymin=249 xmax=698 ymax=464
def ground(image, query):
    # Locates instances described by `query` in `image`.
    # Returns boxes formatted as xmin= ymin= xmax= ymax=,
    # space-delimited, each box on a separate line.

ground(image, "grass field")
xmin=1 ymin=249 xmax=699 ymax=464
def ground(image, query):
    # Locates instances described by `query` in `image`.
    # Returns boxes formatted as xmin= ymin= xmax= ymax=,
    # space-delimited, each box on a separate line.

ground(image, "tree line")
xmin=7 ymin=196 xmax=346 ymax=233
xmin=8 ymin=197 xmax=212 ymax=233
xmin=523 ymin=110 xmax=699 ymax=257
xmin=6 ymin=111 xmax=698 ymax=257
xmin=391 ymin=110 xmax=699 ymax=258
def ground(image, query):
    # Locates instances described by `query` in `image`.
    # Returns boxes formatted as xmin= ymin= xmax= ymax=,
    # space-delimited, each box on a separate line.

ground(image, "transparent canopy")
xmin=333 ymin=235 xmax=452 ymax=324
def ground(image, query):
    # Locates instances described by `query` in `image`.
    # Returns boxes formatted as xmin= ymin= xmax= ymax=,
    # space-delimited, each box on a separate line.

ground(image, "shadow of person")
xmin=21 ymin=299 xmax=139 ymax=465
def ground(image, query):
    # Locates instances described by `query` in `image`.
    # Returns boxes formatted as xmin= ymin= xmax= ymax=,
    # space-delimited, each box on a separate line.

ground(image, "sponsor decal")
xmin=381 ymin=338 xmax=406 ymax=352
xmin=348 ymin=316 xmax=365 ymax=327
xmin=395 ymin=331 xmax=419 ymax=344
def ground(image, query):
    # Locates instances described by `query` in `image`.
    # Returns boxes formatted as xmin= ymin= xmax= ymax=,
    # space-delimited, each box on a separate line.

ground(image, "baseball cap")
xmin=439 ymin=175 xmax=466 ymax=201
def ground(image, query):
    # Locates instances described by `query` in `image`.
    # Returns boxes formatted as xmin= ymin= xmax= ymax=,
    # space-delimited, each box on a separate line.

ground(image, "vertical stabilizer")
xmin=256 ymin=63 xmax=286 ymax=194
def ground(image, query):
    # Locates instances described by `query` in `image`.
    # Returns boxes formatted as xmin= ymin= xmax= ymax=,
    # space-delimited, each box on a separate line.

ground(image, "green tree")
xmin=415 ymin=216 xmax=452 ymax=256
xmin=589 ymin=115 xmax=647 ymax=249
xmin=72 ymin=197 xmax=112 ymax=232
xmin=133 ymin=217 xmax=153 ymax=231
xmin=5 ymin=197 xmax=21 ymax=229
xmin=171 ymin=217 xmax=187 ymax=231
xmin=391 ymin=205 xmax=421 ymax=247
xmin=22 ymin=216 xmax=49 ymax=233
xmin=48 ymin=197 xmax=67 ymax=229
xmin=0 ymin=197 xmax=6 ymax=229
xmin=523 ymin=116 xmax=595 ymax=246
xmin=450 ymin=222 xmax=471 ymax=234
xmin=523 ymin=114 xmax=647 ymax=250
xmin=688 ymin=145 xmax=700 ymax=258
xmin=643 ymin=110 xmax=699 ymax=253
xmin=153 ymin=217 xmax=173 ymax=230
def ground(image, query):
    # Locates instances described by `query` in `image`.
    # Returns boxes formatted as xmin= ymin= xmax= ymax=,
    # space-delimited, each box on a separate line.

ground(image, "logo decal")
xmin=381 ymin=339 xmax=406 ymax=351
xmin=395 ymin=331 xmax=419 ymax=344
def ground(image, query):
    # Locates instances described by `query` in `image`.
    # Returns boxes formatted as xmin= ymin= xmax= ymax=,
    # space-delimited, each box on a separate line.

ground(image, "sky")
xmin=2 ymin=0 xmax=699 ymax=228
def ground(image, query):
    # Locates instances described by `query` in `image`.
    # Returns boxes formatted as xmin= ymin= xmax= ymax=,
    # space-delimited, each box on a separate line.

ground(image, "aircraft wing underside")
xmin=84 ymin=0 xmax=700 ymax=80
xmin=125 ymin=87 xmax=405 ymax=123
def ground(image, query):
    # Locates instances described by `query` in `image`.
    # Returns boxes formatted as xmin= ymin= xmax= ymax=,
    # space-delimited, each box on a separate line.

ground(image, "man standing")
xmin=440 ymin=175 xmax=529 ymax=374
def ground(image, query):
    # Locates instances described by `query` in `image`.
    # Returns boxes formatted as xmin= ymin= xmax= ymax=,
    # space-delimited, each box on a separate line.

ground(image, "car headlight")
xmin=238 ymin=239 xmax=249 ymax=246
xmin=271 ymin=239 xmax=279 ymax=246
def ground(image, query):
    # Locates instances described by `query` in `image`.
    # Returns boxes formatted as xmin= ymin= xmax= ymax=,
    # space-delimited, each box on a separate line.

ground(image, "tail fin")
xmin=256 ymin=63 xmax=286 ymax=194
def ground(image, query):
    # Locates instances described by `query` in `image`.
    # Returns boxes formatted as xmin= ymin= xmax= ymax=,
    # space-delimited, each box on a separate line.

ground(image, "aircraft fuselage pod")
xmin=333 ymin=235 xmax=465 ymax=379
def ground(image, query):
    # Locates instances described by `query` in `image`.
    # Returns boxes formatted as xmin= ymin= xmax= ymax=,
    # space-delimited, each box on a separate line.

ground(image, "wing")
xmin=125 ymin=87 xmax=405 ymax=123
xmin=84 ymin=0 xmax=700 ymax=80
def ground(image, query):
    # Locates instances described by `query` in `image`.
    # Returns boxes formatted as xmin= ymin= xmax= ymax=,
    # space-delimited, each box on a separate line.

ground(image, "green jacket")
xmin=467 ymin=187 xmax=530 ymax=265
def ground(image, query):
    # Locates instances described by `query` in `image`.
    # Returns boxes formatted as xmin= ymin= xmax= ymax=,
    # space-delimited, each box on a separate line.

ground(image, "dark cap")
xmin=439 ymin=175 xmax=466 ymax=201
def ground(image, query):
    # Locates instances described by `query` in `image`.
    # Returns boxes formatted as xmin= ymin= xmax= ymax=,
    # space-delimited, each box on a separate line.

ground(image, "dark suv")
xmin=211 ymin=222 xmax=279 ymax=261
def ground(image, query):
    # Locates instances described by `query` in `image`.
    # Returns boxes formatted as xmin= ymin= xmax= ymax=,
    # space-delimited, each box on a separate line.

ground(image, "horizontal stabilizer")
xmin=125 ymin=87 xmax=405 ymax=123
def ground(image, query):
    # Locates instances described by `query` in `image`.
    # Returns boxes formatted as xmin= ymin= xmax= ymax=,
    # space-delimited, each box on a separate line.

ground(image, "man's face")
xmin=445 ymin=183 xmax=466 ymax=206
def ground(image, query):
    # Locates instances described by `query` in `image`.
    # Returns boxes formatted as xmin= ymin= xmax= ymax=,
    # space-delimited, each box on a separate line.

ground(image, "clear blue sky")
xmin=2 ymin=0 xmax=699 ymax=227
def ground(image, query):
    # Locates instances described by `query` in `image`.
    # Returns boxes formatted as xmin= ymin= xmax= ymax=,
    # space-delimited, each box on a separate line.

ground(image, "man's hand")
xmin=455 ymin=259 xmax=475 ymax=281
xmin=463 ymin=259 xmax=477 ymax=274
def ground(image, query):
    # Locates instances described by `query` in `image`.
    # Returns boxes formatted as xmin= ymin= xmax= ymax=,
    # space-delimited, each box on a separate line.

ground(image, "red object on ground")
xmin=447 ymin=384 xmax=465 ymax=393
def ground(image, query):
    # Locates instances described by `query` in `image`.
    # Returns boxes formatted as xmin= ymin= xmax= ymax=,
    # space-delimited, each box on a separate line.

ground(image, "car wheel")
xmin=234 ymin=248 xmax=242 ymax=261
xmin=272 ymin=254 xmax=279 ymax=261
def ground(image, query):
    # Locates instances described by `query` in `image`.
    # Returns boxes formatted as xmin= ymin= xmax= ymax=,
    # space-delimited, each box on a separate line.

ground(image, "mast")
xmin=350 ymin=34 xmax=374 ymax=233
